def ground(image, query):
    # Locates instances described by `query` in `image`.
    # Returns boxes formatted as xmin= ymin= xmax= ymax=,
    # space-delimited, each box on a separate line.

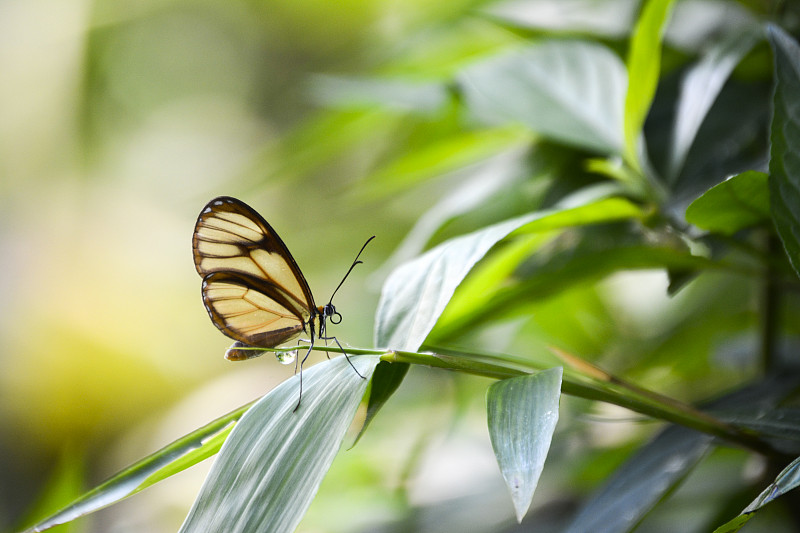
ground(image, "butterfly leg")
xmin=293 ymin=342 xmax=314 ymax=412
xmin=319 ymin=333 xmax=365 ymax=379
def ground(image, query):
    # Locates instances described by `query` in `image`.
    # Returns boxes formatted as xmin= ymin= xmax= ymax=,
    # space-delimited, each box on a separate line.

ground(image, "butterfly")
xmin=192 ymin=196 xmax=373 ymax=410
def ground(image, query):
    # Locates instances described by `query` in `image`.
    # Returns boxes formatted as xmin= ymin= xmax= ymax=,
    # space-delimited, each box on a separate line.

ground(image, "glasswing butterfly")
xmin=192 ymin=196 xmax=373 ymax=410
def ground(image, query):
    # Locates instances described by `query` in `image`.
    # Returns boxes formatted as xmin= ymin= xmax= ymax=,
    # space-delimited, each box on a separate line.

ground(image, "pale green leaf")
xmin=178 ymin=355 xmax=380 ymax=533
xmin=487 ymin=367 xmax=562 ymax=522
xmin=459 ymin=40 xmax=627 ymax=153
xmin=24 ymin=402 xmax=252 ymax=532
xmin=374 ymin=212 xmax=540 ymax=351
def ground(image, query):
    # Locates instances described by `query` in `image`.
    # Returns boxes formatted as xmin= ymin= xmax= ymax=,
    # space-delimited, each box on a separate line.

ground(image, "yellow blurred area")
xmin=0 ymin=0 xmax=425 ymax=529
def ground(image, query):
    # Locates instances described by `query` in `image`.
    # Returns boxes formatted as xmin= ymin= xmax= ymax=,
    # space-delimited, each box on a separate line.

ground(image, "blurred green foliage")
xmin=7 ymin=0 xmax=800 ymax=532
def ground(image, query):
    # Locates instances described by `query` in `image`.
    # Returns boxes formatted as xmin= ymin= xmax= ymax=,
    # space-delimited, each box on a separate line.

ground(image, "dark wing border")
xmin=192 ymin=196 xmax=317 ymax=312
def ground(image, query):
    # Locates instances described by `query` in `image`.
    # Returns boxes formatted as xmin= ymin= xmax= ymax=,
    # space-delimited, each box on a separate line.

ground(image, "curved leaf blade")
xmin=374 ymin=212 xmax=540 ymax=351
xmin=668 ymin=28 xmax=761 ymax=181
xmin=685 ymin=170 xmax=770 ymax=235
xmin=487 ymin=367 xmax=562 ymax=522
xmin=24 ymin=401 xmax=254 ymax=532
xmin=178 ymin=355 xmax=380 ymax=533
xmin=768 ymin=25 xmax=800 ymax=277
xmin=713 ymin=454 xmax=800 ymax=533
xmin=624 ymin=0 xmax=676 ymax=170
xmin=351 ymin=360 xmax=409 ymax=446
xmin=459 ymin=40 xmax=627 ymax=153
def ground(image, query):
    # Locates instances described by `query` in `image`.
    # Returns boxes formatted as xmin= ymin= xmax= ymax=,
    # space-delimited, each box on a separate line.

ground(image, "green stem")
xmin=378 ymin=349 xmax=773 ymax=454
xmin=295 ymin=343 xmax=775 ymax=455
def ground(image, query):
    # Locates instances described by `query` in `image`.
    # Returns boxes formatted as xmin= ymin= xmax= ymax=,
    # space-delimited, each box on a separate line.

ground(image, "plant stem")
xmin=306 ymin=343 xmax=779 ymax=455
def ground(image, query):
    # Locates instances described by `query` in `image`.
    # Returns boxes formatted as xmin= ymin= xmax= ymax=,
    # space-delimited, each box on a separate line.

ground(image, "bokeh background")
xmin=1 ymin=1 xmax=517 ymax=531
xmin=0 ymin=0 xmax=788 ymax=532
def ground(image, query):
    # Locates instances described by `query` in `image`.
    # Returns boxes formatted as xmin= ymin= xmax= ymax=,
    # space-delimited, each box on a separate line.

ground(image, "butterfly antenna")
xmin=328 ymin=235 xmax=375 ymax=305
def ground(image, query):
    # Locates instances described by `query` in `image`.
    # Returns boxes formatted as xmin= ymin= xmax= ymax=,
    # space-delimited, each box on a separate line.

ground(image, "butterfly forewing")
xmin=192 ymin=197 xmax=317 ymax=353
xmin=193 ymin=197 xmax=315 ymax=316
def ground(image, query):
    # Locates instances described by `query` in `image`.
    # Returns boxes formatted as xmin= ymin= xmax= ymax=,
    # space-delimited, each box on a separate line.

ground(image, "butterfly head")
xmin=319 ymin=303 xmax=342 ymax=324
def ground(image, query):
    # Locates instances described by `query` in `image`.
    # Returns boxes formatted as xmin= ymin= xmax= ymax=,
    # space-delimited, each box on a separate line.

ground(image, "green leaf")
xmin=18 ymin=447 xmax=86 ymax=533
xmin=435 ymin=196 xmax=643 ymax=334
xmin=745 ymin=454 xmax=800 ymax=512
xmin=484 ymin=0 xmax=638 ymax=38
xmin=459 ymin=40 xmax=627 ymax=153
xmin=685 ymin=170 xmax=770 ymax=234
xmin=768 ymin=25 xmax=800 ymax=277
xmin=668 ymin=28 xmax=762 ymax=181
xmin=623 ymin=0 xmax=676 ymax=170
xmin=567 ymin=374 xmax=800 ymax=533
xmin=713 ymin=453 xmax=800 ymax=532
xmin=351 ymin=360 xmax=409 ymax=446
xmin=374 ymin=211 xmax=542 ymax=351
xmin=713 ymin=513 xmax=753 ymax=533
xmin=569 ymin=425 xmax=714 ymax=533
xmin=178 ymin=355 xmax=380 ymax=533
xmin=24 ymin=401 xmax=253 ymax=532
xmin=362 ymin=126 xmax=531 ymax=199
xmin=486 ymin=367 xmax=562 ymax=522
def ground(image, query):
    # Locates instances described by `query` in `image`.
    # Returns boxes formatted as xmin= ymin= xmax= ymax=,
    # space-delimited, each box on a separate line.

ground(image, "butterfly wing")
xmin=192 ymin=196 xmax=317 ymax=353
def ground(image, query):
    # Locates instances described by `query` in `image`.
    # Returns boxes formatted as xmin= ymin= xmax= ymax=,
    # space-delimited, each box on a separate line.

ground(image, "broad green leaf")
xmin=436 ymin=244 xmax=717 ymax=341
xmin=459 ymin=40 xmax=627 ymax=153
xmin=487 ymin=367 xmax=562 ymax=522
xmin=743 ymin=455 xmax=800 ymax=511
xmin=624 ymin=0 xmax=676 ymax=170
xmin=685 ymin=171 xmax=770 ymax=234
xmin=374 ymin=212 xmax=541 ymax=351
xmin=484 ymin=0 xmax=638 ymax=38
xmin=178 ymin=355 xmax=380 ymax=533
xmin=668 ymin=28 xmax=762 ymax=181
xmin=720 ymin=408 xmax=800 ymax=455
xmin=375 ymin=194 xmax=642 ymax=351
xmin=436 ymin=196 xmax=643 ymax=334
xmin=768 ymin=26 xmax=800 ymax=277
xmin=24 ymin=401 xmax=253 ymax=532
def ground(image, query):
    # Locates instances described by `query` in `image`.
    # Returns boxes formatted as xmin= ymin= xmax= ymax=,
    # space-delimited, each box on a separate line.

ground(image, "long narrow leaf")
xmin=768 ymin=26 xmax=800 ymax=277
xmin=624 ymin=0 xmax=676 ymax=170
xmin=24 ymin=400 xmax=254 ymax=532
xmin=178 ymin=354 xmax=380 ymax=533
xmin=668 ymin=28 xmax=761 ymax=181
xmin=487 ymin=367 xmax=562 ymax=522
xmin=713 ymin=455 xmax=800 ymax=533
xmin=567 ymin=373 xmax=800 ymax=533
